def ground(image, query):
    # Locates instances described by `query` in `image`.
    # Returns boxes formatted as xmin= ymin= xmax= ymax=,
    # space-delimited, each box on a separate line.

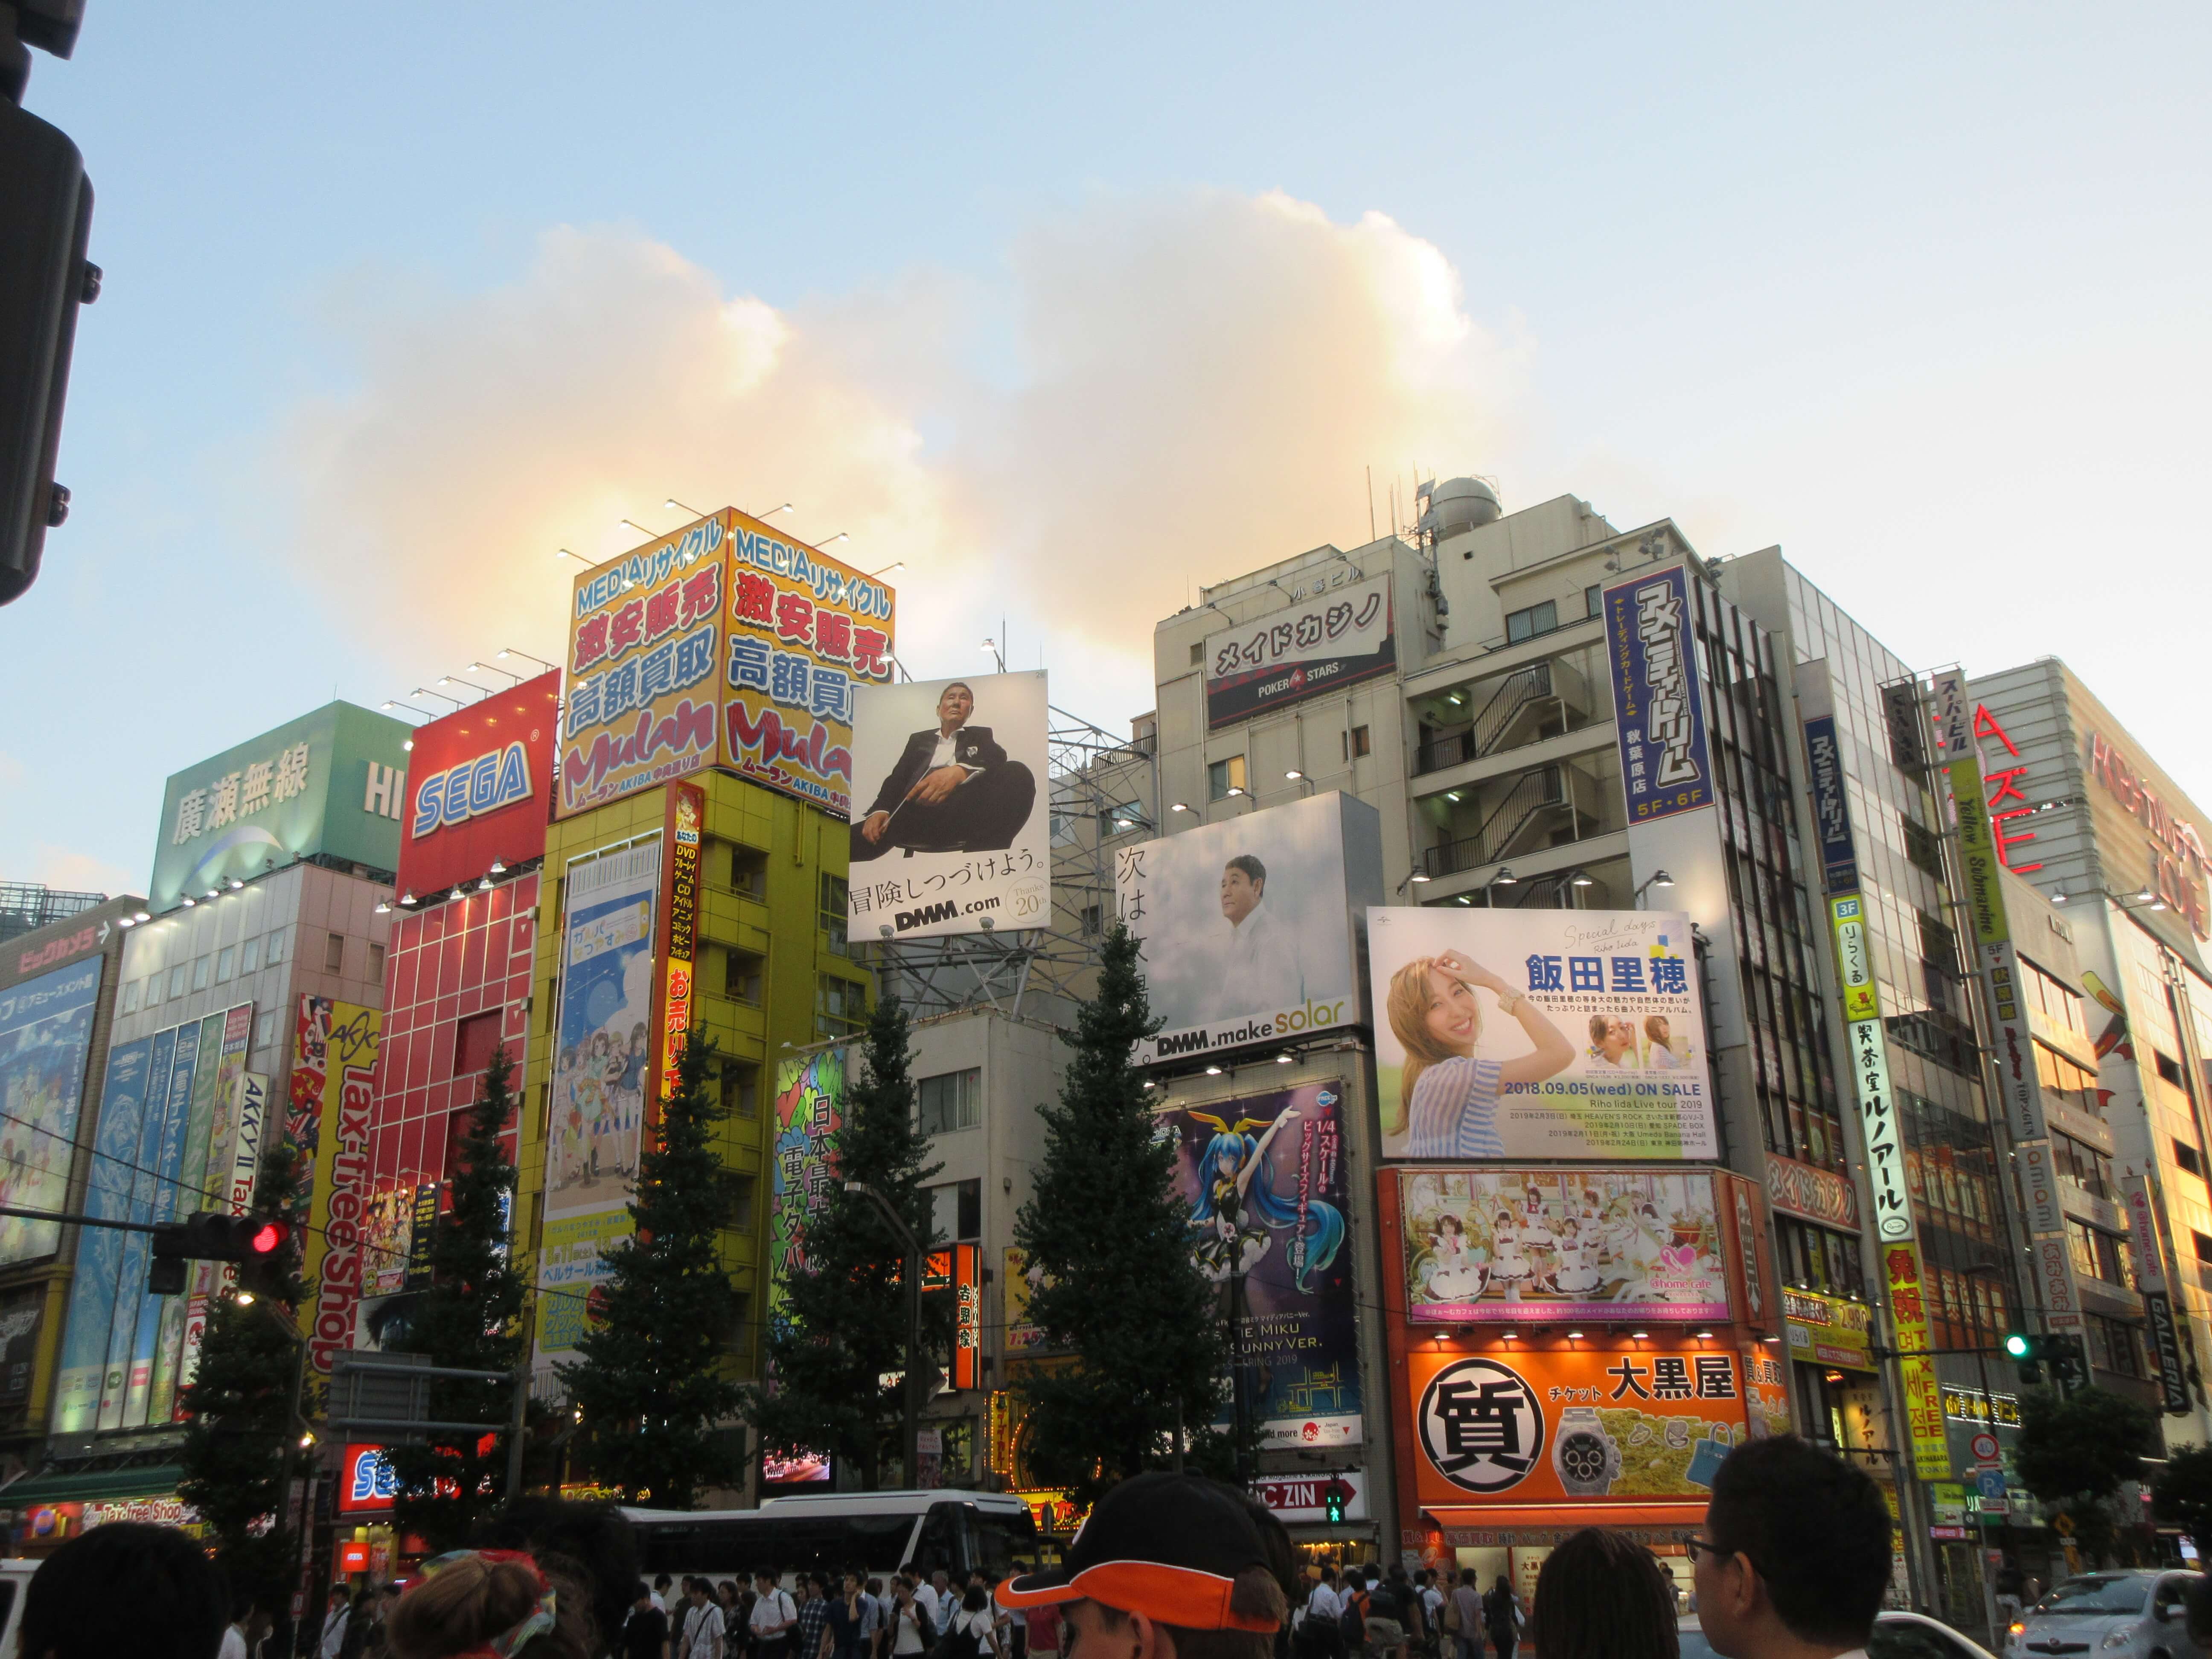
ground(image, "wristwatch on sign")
xmin=1551 ymin=1406 xmax=1620 ymax=1496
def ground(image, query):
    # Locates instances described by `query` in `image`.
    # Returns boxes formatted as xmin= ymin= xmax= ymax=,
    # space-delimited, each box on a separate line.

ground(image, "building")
xmin=1965 ymin=660 xmax=2212 ymax=1450
xmin=0 ymin=894 xmax=146 ymax=1520
xmin=9 ymin=701 xmax=409 ymax=1537
xmin=0 ymin=884 xmax=107 ymax=947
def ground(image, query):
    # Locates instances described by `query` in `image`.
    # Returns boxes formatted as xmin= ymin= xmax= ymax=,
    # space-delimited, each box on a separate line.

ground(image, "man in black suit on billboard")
xmin=852 ymin=681 xmax=1036 ymax=861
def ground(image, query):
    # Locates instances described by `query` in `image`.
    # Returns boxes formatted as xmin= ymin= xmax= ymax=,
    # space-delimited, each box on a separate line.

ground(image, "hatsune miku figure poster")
xmin=1162 ymin=1080 xmax=1363 ymax=1447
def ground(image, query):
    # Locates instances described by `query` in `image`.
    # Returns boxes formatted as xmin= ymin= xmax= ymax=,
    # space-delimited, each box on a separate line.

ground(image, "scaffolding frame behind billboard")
xmin=859 ymin=704 xmax=1158 ymax=1022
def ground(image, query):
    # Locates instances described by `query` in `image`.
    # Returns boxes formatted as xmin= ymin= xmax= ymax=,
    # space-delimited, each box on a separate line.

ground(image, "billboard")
xmin=1161 ymin=1081 xmax=1362 ymax=1447
xmin=398 ymin=670 xmax=559 ymax=895
xmin=1117 ymin=793 xmax=1383 ymax=1066
xmin=1397 ymin=1168 xmax=1728 ymax=1325
xmin=1368 ymin=906 xmax=1716 ymax=1161
xmin=768 ymin=1049 xmax=845 ymax=1333
xmin=302 ymin=1003 xmax=382 ymax=1411
xmin=559 ymin=509 xmax=897 ymax=818
xmin=1604 ymin=566 xmax=1713 ymax=826
xmin=149 ymin=701 xmax=413 ymax=913
xmin=545 ymin=841 xmax=661 ymax=1221
xmin=0 ymin=956 xmax=104 ymax=1263
xmin=1203 ymin=575 xmax=1395 ymax=729
xmin=847 ymin=672 xmax=1049 ymax=941
xmin=1405 ymin=1345 xmax=1749 ymax=1509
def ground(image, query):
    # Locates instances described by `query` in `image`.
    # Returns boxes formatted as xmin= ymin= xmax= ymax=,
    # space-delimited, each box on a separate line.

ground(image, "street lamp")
xmin=1634 ymin=870 xmax=1676 ymax=907
xmin=845 ymin=1180 xmax=925 ymax=1486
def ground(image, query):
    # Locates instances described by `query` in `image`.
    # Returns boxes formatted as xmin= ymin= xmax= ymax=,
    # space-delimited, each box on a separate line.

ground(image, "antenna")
xmin=1366 ymin=466 xmax=1376 ymax=543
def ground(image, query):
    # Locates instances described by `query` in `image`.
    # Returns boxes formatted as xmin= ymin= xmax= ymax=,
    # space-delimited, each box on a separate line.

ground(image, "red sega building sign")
xmin=396 ymin=671 xmax=559 ymax=895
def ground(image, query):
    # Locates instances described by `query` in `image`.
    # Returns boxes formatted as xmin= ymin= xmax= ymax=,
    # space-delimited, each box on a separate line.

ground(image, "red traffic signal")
xmin=247 ymin=1219 xmax=288 ymax=1256
xmin=148 ymin=1211 xmax=295 ymax=1299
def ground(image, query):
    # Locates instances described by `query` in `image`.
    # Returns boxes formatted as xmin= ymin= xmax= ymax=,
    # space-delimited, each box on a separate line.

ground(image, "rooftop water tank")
xmin=1418 ymin=477 xmax=1502 ymax=539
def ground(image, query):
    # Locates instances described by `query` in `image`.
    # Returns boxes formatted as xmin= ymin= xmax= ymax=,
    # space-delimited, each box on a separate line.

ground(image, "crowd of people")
xmin=15 ymin=1438 xmax=2059 ymax=1659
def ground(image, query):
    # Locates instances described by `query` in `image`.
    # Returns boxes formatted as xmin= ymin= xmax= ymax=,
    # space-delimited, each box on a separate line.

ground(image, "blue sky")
xmin=6 ymin=3 xmax=2209 ymax=893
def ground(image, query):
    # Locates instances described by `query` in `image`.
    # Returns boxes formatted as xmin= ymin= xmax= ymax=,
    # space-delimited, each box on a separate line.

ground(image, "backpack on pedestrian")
xmin=1337 ymin=1589 xmax=1367 ymax=1651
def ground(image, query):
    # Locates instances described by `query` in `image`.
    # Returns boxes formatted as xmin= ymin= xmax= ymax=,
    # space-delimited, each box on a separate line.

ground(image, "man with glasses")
xmin=1687 ymin=1437 xmax=1892 ymax=1659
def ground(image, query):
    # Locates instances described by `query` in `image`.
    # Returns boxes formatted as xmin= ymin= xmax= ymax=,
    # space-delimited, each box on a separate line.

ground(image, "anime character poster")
xmin=768 ymin=1050 xmax=845 ymax=1335
xmin=545 ymin=840 xmax=661 ymax=1220
xmin=0 ymin=956 xmax=105 ymax=1265
xmin=1160 ymin=1080 xmax=1362 ymax=1447
xmin=1397 ymin=1168 xmax=1729 ymax=1325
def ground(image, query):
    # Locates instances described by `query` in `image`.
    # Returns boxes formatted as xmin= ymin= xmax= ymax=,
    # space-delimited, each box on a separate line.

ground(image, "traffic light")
xmin=2005 ymin=1331 xmax=2090 ymax=1393
xmin=0 ymin=2 xmax=97 ymax=607
xmin=149 ymin=1212 xmax=294 ymax=1300
xmin=1321 ymin=1478 xmax=1352 ymax=1525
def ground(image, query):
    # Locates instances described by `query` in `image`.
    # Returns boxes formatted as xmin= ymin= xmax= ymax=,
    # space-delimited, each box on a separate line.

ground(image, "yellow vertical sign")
xmin=1879 ymin=1237 xmax=1953 ymax=1479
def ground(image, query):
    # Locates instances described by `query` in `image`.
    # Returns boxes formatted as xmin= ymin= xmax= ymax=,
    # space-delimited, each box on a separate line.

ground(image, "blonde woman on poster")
xmin=1383 ymin=950 xmax=1575 ymax=1157
xmin=1643 ymin=1014 xmax=1689 ymax=1069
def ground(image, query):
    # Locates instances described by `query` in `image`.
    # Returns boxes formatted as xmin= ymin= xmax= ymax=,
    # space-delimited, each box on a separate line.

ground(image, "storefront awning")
xmin=0 ymin=1464 xmax=184 ymax=1507
xmin=1423 ymin=1502 xmax=1706 ymax=1536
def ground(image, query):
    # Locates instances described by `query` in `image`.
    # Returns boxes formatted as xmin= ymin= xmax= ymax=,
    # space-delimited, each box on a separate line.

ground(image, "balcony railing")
xmin=1425 ymin=765 xmax=1567 ymax=879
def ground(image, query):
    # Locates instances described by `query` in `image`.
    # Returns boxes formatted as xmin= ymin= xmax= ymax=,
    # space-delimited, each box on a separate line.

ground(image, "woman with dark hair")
xmin=471 ymin=1496 xmax=643 ymax=1659
xmin=1528 ymin=1529 xmax=1676 ymax=1659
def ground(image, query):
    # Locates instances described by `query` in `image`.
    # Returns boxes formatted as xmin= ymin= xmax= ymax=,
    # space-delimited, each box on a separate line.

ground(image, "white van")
xmin=625 ymin=1490 xmax=1043 ymax=1589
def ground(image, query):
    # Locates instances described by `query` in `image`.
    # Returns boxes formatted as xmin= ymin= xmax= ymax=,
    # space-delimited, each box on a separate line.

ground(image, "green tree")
xmin=2152 ymin=1443 xmax=2212 ymax=1565
xmin=559 ymin=1027 xmax=745 ymax=1506
xmin=178 ymin=1138 xmax=309 ymax=1617
xmin=2015 ymin=1386 xmax=2159 ymax=1564
xmin=746 ymin=994 xmax=942 ymax=1490
xmin=385 ymin=1043 xmax=528 ymax=1549
xmin=1013 ymin=923 xmax=1227 ymax=1505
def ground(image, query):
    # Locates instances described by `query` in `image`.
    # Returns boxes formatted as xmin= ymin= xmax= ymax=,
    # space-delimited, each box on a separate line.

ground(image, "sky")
xmin=5 ymin=4 xmax=2210 ymax=896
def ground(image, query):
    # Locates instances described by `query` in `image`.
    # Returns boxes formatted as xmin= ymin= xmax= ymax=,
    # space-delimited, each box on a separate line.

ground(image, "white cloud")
xmin=274 ymin=191 xmax=1527 ymax=727
xmin=32 ymin=844 xmax=141 ymax=899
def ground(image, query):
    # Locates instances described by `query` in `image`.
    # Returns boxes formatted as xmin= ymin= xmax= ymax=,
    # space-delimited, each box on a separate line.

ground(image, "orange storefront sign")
xmin=1406 ymin=1345 xmax=1750 ymax=1528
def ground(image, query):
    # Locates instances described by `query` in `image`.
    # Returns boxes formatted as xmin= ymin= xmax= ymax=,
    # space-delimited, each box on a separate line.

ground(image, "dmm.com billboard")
xmin=560 ymin=509 xmax=896 ymax=818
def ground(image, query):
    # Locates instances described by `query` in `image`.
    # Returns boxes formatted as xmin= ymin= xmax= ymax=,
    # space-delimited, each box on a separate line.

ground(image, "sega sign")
xmin=339 ymin=1444 xmax=398 ymax=1512
xmin=394 ymin=671 xmax=559 ymax=896
xmin=413 ymin=742 xmax=534 ymax=836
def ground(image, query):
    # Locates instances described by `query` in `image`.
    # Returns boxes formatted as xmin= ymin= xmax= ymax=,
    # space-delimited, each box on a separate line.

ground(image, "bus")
xmin=624 ymin=1491 xmax=1046 ymax=1589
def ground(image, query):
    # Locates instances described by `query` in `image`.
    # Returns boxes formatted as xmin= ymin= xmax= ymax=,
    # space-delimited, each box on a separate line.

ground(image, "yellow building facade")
xmin=520 ymin=771 xmax=866 ymax=1388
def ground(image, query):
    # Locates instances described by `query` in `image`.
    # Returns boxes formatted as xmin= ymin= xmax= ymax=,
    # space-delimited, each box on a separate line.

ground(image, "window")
xmin=1080 ymin=903 xmax=1103 ymax=937
xmin=216 ymin=945 xmax=236 ymax=983
xmin=2176 ymin=1138 xmax=2205 ymax=1178
xmin=820 ymin=873 xmax=848 ymax=955
xmin=1585 ymin=584 xmax=1602 ymax=618
xmin=1347 ymin=725 xmax=1371 ymax=760
xmin=1103 ymin=801 xmax=1146 ymax=837
xmin=454 ymin=1010 xmax=503 ymax=1077
xmin=2052 ymin=1133 xmax=2115 ymax=1200
xmin=2195 ymin=1229 xmax=2212 ymax=1264
xmin=721 ymin=1061 xmax=759 ymax=1119
xmin=2087 ymin=1312 xmax=2148 ymax=1380
xmin=1776 ymin=1217 xmax=1866 ymax=1300
xmin=241 ymin=935 xmax=261 ymax=974
xmin=2157 ymin=1051 xmax=2186 ymax=1089
xmin=142 ymin=971 xmax=161 ymax=1010
xmin=1505 ymin=599 xmax=1557 ymax=643
xmin=731 ymin=1173 xmax=756 ymax=1231
xmin=191 ymin=956 xmax=210 ymax=992
xmin=2021 ymin=957 xmax=2087 ymax=1036
xmin=2067 ymin=1221 xmax=2131 ymax=1286
xmin=729 ymin=1289 xmax=754 ymax=1374
xmin=725 ymin=948 xmax=764 ymax=1006
xmin=928 ymin=1179 xmax=982 ymax=1243
xmin=254 ymin=1009 xmax=277 ymax=1052
xmin=168 ymin=964 xmax=187 ymax=999
xmin=368 ymin=942 xmax=386 ymax=981
xmin=266 ymin=926 xmax=288 ymax=965
xmin=1189 ymin=642 xmax=1204 ymax=667
xmin=817 ymin=975 xmax=866 ymax=1038
xmin=2037 ymin=1045 xmax=2100 ymax=1118
xmin=1902 ymin=815 xmax=1946 ymax=879
xmin=122 ymin=978 xmax=143 ymax=1014
xmin=918 ymin=1068 xmax=982 ymax=1135
xmin=324 ymin=931 xmax=345 ymax=973
xmin=731 ymin=845 xmax=769 ymax=900
xmin=1207 ymin=755 xmax=1248 ymax=801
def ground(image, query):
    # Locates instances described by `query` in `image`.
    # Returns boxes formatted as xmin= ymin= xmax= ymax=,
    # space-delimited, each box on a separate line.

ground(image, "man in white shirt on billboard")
xmin=1219 ymin=853 xmax=1314 ymax=1017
